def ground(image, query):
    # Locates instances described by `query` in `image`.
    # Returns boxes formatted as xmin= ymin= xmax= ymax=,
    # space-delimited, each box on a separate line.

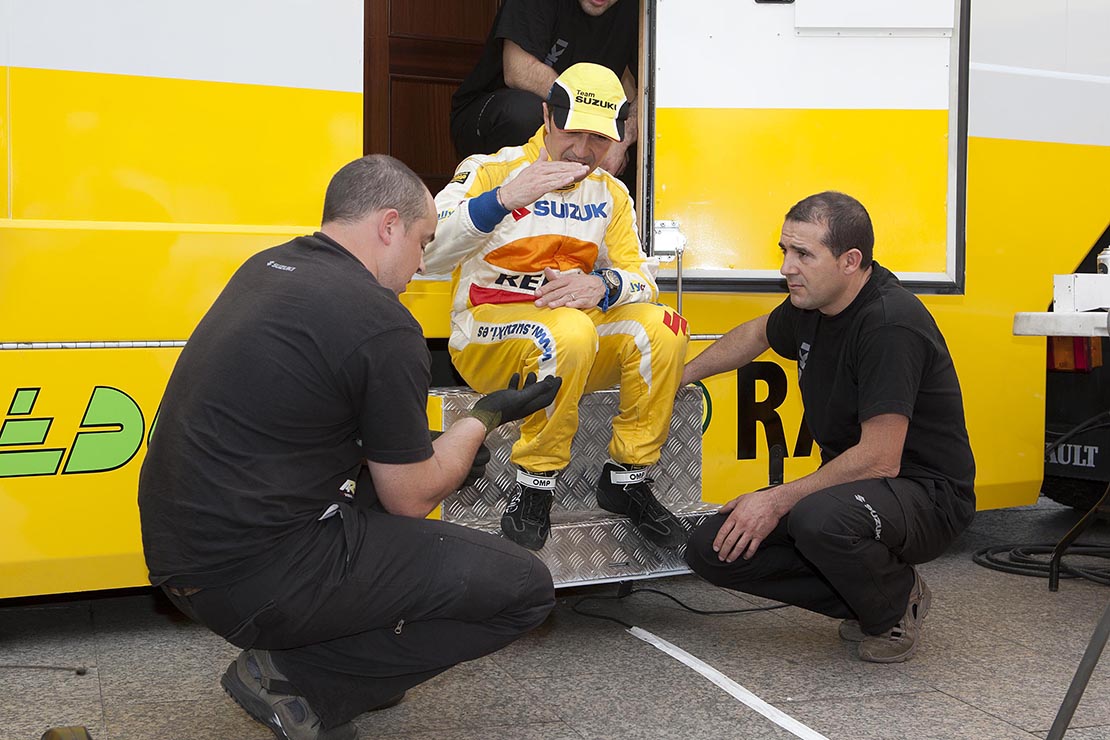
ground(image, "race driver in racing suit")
xmin=424 ymin=62 xmax=689 ymax=552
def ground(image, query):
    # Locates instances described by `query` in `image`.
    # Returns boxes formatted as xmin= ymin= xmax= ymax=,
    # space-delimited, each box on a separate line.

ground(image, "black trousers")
xmin=452 ymin=88 xmax=545 ymax=160
xmin=451 ymin=87 xmax=639 ymax=196
xmin=166 ymin=505 xmax=554 ymax=728
xmin=685 ymin=478 xmax=974 ymax=635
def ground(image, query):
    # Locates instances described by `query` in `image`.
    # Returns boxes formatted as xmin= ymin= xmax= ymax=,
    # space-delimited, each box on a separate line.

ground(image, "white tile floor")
xmin=4 ymin=497 xmax=1110 ymax=740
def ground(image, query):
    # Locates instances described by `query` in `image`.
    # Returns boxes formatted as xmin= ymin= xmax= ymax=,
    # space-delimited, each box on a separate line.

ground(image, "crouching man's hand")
xmin=466 ymin=372 xmax=562 ymax=434
xmin=713 ymin=488 xmax=784 ymax=563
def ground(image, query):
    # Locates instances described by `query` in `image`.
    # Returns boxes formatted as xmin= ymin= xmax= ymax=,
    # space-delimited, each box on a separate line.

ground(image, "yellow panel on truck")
xmin=3 ymin=0 xmax=1110 ymax=598
xmin=0 ymin=1 xmax=363 ymax=598
xmin=650 ymin=0 xmax=1110 ymax=511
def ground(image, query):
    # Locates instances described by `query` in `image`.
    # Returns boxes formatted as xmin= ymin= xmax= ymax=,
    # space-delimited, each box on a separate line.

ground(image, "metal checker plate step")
xmin=434 ymin=386 xmax=704 ymax=523
xmin=465 ymin=504 xmax=719 ymax=588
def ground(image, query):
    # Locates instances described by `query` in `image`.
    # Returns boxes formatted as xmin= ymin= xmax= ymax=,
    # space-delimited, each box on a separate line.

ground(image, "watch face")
xmin=604 ymin=270 xmax=620 ymax=290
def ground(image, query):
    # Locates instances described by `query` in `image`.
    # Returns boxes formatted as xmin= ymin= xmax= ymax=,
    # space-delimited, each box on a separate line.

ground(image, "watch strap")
xmin=592 ymin=269 xmax=622 ymax=311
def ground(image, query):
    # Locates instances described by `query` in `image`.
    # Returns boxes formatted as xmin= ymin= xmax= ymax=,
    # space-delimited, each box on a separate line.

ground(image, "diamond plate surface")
xmin=435 ymin=385 xmax=704 ymax=525
xmin=466 ymin=506 xmax=718 ymax=586
xmin=432 ymin=385 xmax=712 ymax=587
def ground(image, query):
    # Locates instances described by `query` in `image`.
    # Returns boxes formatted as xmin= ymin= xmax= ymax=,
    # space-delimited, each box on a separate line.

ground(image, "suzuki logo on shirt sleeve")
xmin=532 ymin=201 xmax=608 ymax=221
xmin=545 ymin=39 xmax=568 ymax=66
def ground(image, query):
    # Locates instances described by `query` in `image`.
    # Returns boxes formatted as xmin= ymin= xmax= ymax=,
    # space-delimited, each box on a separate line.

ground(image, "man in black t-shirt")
xmin=681 ymin=192 xmax=975 ymax=664
xmin=138 ymin=155 xmax=561 ymax=740
xmin=451 ymin=0 xmax=639 ymax=187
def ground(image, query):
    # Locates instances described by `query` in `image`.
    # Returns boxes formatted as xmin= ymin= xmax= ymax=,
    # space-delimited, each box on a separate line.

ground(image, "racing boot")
xmin=596 ymin=460 xmax=688 ymax=548
xmin=501 ymin=469 xmax=557 ymax=551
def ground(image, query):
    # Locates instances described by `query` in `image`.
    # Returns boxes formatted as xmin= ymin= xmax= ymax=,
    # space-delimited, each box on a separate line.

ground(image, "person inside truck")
xmin=425 ymin=62 xmax=689 ymax=553
xmin=138 ymin=154 xmax=562 ymax=740
xmin=681 ymin=192 xmax=976 ymax=663
xmin=450 ymin=0 xmax=639 ymax=192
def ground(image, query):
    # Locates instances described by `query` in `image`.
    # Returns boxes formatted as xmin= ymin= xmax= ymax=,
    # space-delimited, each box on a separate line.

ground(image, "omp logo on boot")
xmin=532 ymin=201 xmax=608 ymax=221
xmin=0 ymin=387 xmax=147 ymax=478
xmin=611 ymin=467 xmax=646 ymax=485
xmin=519 ymin=474 xmax=556 ymax=489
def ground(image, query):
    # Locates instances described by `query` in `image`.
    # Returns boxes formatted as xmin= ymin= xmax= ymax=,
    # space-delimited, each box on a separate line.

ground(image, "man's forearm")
xmin=619 ymin=70 xmax=639 ymax=146
xmin=370 ymin=417 xmax=488 ymax=518
xmin=621 ymin=108 xmax=638 ymax=147
xmin=503 ymin=40 xmax=558 ymax=98
xmin=768 ymin=442 xmax=901 ymax=517
xmin=427 ymin=417 xmax=489 ymax=503
xmin=682 ymin=314 xmax=770 ymax=385
xmin=425 ymin=165 xmax=494 ymax=275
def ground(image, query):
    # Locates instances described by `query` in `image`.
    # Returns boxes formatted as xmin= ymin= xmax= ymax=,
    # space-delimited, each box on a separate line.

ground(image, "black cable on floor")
xmin=971 ymin=410 xmax=1110 ymax=587
xmin=571 ymin=585 xmax=789 ymax=628
xmin=973 ymin=543 xmax=1110 ymax=586
xmin=0 ymin=663 xmax=88 ymax=675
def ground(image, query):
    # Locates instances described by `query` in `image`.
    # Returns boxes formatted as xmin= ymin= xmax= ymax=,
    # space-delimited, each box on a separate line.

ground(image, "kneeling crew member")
xmin=139 ymin=155 xmax=562 ymax=740
xmin=681 ymin=191 xmax=975 ymax=663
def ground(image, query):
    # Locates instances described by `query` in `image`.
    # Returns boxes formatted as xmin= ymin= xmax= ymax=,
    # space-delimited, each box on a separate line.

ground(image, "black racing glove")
xmin=430 ymin=430 xmax=492 ymax=487
xmin=466 ymin=372 xmax=562 ymax=434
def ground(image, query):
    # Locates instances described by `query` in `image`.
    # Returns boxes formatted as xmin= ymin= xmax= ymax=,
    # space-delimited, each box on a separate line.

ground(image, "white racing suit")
xmin=425 ymin=128 xmax=689 ymax=473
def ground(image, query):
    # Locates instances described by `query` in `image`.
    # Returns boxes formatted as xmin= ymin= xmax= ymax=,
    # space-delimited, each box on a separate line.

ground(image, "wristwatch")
xmin=596 ymin=268 xmax=622 ymax=309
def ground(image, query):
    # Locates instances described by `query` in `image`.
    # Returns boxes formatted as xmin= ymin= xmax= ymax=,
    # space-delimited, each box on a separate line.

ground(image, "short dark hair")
xmin=785 ymin=191 xmax=874 ymax=267
xmin=321 ymin=154 xmax=428 ymax=226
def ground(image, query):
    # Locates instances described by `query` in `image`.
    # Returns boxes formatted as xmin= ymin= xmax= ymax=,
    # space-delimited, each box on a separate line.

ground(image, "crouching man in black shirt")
xmin=138 ymin=155 xmax=561 ymax=740
xmin=682 ymin=192 xmax=975 ymax=664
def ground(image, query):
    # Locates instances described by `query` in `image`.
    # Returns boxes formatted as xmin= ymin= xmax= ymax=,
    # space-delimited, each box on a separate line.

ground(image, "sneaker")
xmin=221 ymin=649 xmax=357 ymax=740
xmin=857 ymin=569 xmax=933 ymax=663
xmin=500 ymin=469 xmax=556 ymax=551
xmin=838 ymin=619 xmax=868 ymax=642
xmin=840 ymin=580 xmax=932 ymax=643
xmin=596 ymin=461 xmax=687 ymax=549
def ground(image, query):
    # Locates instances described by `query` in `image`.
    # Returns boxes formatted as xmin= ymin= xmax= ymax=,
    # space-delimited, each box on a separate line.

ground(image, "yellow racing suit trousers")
xmin=450 ymin=302 xmax=689 ymax=473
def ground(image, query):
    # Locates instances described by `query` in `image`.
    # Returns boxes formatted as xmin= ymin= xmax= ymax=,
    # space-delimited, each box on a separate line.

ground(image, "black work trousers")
xmin=166 ymin=506 xmax=554 ymax=728
xmin=452 ymin=88 xmax=545 ymax=160
xmin=685 ymin=478 xmax=974 ymax=635
xmin=451 ymin=87 xmax=639 ymax=197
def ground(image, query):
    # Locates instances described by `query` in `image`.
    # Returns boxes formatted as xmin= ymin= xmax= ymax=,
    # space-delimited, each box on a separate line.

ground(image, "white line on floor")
xmin=628 ymin=626 xmax=829 ymax=740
